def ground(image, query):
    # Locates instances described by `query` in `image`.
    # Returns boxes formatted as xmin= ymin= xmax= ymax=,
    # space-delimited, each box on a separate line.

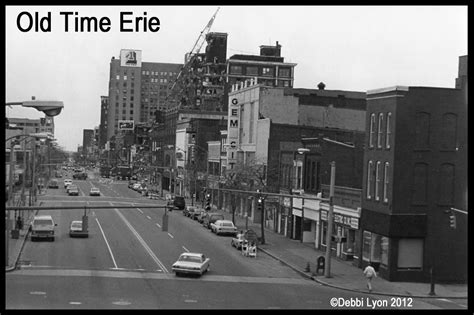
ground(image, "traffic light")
xmin=449 ymin=212 xmax=457 ymax=229
xmin=205 ymin=193 xmax=211 ymax=211
xmin=257 ymin=197 xmax=264 ymax=212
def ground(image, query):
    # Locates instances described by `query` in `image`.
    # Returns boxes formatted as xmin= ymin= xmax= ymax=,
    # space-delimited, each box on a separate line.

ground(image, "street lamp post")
xmin=325 ymin=161 xmax=336 ymax=278
xmin=296 ymin=148 xmax=310 ymax=243
xmin=5 ymin=99 xmax=63 ymax=268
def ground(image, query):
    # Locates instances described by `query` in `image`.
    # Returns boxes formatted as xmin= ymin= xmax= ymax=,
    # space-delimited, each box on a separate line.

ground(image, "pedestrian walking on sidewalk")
xmin=363 ymin=263 xmax=377 ymax=292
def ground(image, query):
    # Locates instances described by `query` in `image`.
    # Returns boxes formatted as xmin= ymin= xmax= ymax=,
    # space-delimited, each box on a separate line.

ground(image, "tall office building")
xmin=106 ymin=49 xmax=182 ymax=141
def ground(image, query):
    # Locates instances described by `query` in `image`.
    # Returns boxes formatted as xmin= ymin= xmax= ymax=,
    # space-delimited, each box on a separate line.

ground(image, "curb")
xmin=5 ymin=208 xmax=40 ymax=273
xmin=258 ymin=247 xmax=467 ymax=300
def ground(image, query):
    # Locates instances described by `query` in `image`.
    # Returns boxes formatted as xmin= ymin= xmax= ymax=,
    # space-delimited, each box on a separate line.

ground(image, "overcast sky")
xmin=5 ymin=5 xmax=467 ymax=152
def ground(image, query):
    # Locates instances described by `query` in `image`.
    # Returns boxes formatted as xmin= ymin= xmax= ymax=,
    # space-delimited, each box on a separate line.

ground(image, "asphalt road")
xmin=5 ymin=172 xmax=451 ymax=309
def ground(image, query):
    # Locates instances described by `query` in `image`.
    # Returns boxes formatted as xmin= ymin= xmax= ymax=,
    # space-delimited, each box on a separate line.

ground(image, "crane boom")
xmin=170 ymin=7 xmax=220 ymax=91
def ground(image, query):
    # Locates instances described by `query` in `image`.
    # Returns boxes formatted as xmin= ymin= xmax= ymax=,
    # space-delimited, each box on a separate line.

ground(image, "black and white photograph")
xmin=5 ymin=5 xmax=468 ymax=310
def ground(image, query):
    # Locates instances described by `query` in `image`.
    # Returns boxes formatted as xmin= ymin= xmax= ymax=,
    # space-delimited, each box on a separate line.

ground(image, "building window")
xmin=369 ymin=113 xmax=376 ymax=148
xmin=375 ymin=161 xmax=381 ymax=201
xmin=362 ymin=231 xmax=389 ymax=267
xmin=386 ymin=112 xmax=392 ymax=149
xmin=383 ymin=162 xmax=390 ymax=203
xmin=116 ymin=75 xmax=120 ymax=80
xmin=246 ymin=66 xmax=258 ymax=76
xmin=397 ymin=238 xmax=423 ymax=270
xmin=366 ymin=160 xmax=374 ymax=199
xmin=440 ymin=113 xmax=457 ymax=151
xmin=415 ymin=112 xmax=430 ymax=149
xmin=413 ymin=163 xmax=428 ymax=205
xmin=278 ymin=68 xmax=290 ymax=77
xmin=262 ymin=67 xmax=274 ymax=76
xmin=230 ymin=65 xmax=242 ymax=75
xmin=438 ymin=163 xmax=455 ymax=205
xmin=377 ymin=113 xmax=384 ymax=148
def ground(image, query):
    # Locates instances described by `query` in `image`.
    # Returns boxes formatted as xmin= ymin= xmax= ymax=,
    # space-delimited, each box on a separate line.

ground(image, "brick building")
xmin=358 ymin=56 xmax=468 ymax=282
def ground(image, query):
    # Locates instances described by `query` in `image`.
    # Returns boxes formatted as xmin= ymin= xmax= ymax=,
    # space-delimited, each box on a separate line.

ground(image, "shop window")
xmin=362 ymin=231 xmax=389 ymax=267
xmin=303 ymin=218 xmax=312 ymax=231
xmin=397 ymin=238 xmax=423 ymax=270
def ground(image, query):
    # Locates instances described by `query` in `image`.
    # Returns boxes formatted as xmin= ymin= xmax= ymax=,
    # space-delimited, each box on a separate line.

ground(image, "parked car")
xmin=66 ymin=183 xmax=76 ymax=193
xmin=192 ymin=209 xmax=206 ymax=221
xmin=133 ymin=183 xmax=141 ymax=191
xmin=68 ymin=185 xmax=79 ymax=196
xmin=48 ymin=179 xmax=59 ymax=188
xmin=89 ymin=187 xmax=101 ymax=196
xmin=31 ymin=215 xmax=57 ymax=241
xmin=210 ymin=220 xmax=238 ymax=236
xmin=69 ymin=220 xmax=88 ymax=238
xmin=231 ymin=232 xmax=246 ymax=249
xmin=183 ymin=206 xmax=195 ymax=216
xmin=173 ymin=196 xmax=186 ymax=210
xmin=172 ymin=252 xmax=210 ymax=277
xmin=203 ymin=212 xmax=225 ymax=229
xmin=187 ymin=207 xmax=199 ymax=219
xmin=196 ymin=210 xmax=207 ymax=223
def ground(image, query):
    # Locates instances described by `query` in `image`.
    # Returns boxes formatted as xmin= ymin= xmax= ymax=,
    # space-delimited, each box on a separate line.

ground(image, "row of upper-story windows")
xmin=414 ymin=112 xmax=458 ymax=151
xmin=229 ymin=65 xmax=292 ymax=77
xmin=366 ymin=160 xmax=390 ymax=203
xmin=369 ymin=112 xmax=392 ymax=149
xmin=367 ymin=160 xmax=456 ymax=206
xmin=369 ymin=111 xmax=459 ymax=151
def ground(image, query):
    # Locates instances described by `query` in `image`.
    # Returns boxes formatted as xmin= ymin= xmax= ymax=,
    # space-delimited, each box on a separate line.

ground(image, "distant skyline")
xmin=6 ymin=5 xmax=468 ymax=151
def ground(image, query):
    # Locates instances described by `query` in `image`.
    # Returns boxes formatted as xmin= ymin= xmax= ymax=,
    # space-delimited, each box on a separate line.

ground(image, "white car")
xmin=64 ymin=179 xmax=72 ymax=188
xmin=89 ymin=187 xmax=101 ymax=196
xmin=210 ymin=220 xmax=238 ymax=236
xmin=69 ymin=220 xmax=88 ymax=238
xmin=172 ymin=252 xmax=210 ymax=277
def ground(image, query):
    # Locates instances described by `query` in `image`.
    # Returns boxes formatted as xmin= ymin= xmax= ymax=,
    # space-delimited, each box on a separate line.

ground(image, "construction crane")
xmin=169 ymin=7 xmax=220 ymax=93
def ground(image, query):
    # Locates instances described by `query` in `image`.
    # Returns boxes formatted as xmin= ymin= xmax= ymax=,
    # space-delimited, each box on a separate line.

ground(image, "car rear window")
xmin=71 ymin=222 xmax=82 ymax=228
xmin=180 ymin=255 xmax=202 ymax=263
xmin=34 ymin=219 xmax=53 ymax=225
xmin=222 ymin=222 xmax=233 ymax=227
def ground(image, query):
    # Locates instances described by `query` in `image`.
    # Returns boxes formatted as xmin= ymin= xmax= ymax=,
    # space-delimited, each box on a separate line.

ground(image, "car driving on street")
xmin=69 ymin=220 xmax=88 ymax=238
xmin=89 ymin=187 xmax=101 ymax=196
xmin=172 ymin=252 xmax=210 ymax=277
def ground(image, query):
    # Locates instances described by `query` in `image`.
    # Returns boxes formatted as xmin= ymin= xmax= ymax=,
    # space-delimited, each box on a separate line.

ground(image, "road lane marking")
xmin=146 ymin=215 xmax=152 ymax=220
xmin=69 ymin=302 xmax=82 ymax=305
xmin=156 ymin=223 xmax=161 ymax=228
xmin=182 ymin=246 xmax=190 ymax=252
xmin=136 ymin=208 xmax=144 ymax=214
xmin=30 ymin=291 xmax=46 ymax=295
xmin=111 ymin=203 xmax=169 ymax=273
xmin=168 ymin=233 xmax=174 ymax=239
xmin=95 ymin=218 xmax=119 ymax=269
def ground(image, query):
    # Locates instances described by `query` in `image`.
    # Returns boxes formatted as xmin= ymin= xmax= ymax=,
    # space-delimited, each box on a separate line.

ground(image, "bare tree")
xmin=221 ymin=158 xmax=279 ymax=244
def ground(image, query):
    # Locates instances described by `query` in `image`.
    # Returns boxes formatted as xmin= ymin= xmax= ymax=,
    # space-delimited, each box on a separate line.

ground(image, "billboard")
xmin=118 ymin=120 xmax=134 ymax=130
xmin=120 ymin=49 xmax=142 ymax=67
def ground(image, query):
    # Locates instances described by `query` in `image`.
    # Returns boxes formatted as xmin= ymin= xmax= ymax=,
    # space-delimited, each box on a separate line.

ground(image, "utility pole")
xmin=325 ymin=161 xmax=336 ymax=278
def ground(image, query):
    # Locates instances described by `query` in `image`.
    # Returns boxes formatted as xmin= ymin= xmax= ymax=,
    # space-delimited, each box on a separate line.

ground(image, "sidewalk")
xmin=179 ymin=195 xmax=467 ymax=299
xmin=6 ymin=207 xmax=38 ymax=272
